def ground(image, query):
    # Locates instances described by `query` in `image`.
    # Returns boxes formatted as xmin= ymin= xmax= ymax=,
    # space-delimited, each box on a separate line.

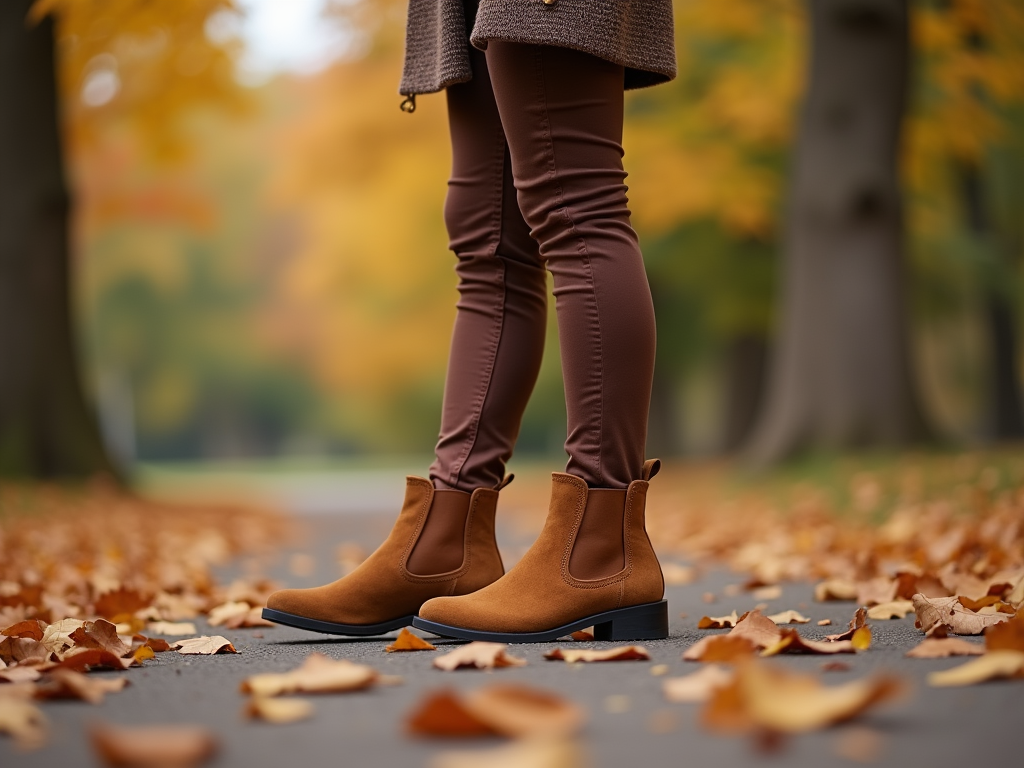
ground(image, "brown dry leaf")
xmin=569 ymin=630 xmax=594 ymax=641
xmin=430 ymin=737 xmax=585 ymax=768
xmin=928 ymin=650 xmax=1024 ymax=687
xmin=244 ymin=696 xmax=314 ymax=724
xmin=761 ymin=629 xmax=857 ymax=657
xmin=1 ymin=620 xmax=47 ymax=641
xmin=241 ymin=653 xmax=378 ymax=696
xmin=171 ymin=636 xmax=237 ymax=655
xmin=385 ymin=628 xmax=436 ymax=653
xmin=0 ymin=636 xmax=51 ymax=667
xmin=70 ymin=619 xmax=131 ymax=658
xmin=851 ymin=627 xmax=872 ymax=651
xmin=207 ymin=602 xmax=274 ymax=629
xmin=34 ymin=669 xmax=129 ymax=704
xmin=905 ymin=638 xmax=985 ymax=659
xmin=683 ymin=635 xmax=759 ymax=663
xmin=147 ymin=622 xmax=197 ymax=637
xmin=206 ymin=602 xmax=250 ymax=627
xmin=833 ymin=726 xmax=884 ymax=764
xmin=40 ymin=618 xmax=85 ymax=655
xmin=815 ymin=580 xmax=858 ymax=602
xmin=663 ymin=665 xmax=734 ymax=703
xmin=767 ymin=610 xmax=811 ymax=625
xmin=730 ymin=610 xmax=785 ymax=648
xmin=91 ymin=723 xmax=217 ymax=768
xmin=698 ymin=612 xmax=740 ymax=629
xmin=544 ymin=646 xmax=649 ymax=663
xmin=94 ymin=588 xmax=152 ymax=622
xmin=132 ymin=635 xmax=172 ymax=653
xmin=0 ymin=666 xmax=41 ymax=683
xmin=703 ymin=660 xmax=905 ymax=734
xmin=867 ymin=601 xmax=915 ymax=620
xmin=1008 ymin=574 xmax=1024 ymax=607
xmin=855 ymin=578 xmax=896 ymax=607
xmin=752 ymin=585 xmax=782 ymax=601
xmin=0 ymin=695 xmax=47 ymax=750
xmin=56 ymin=648 xmax=135 ymax=672
xmin=433 ymin=642 xmax=527 ymax=671
xmin=958 ymin=595 xmax=1005 ymax=612
xmin=406 ymin=690 xmax=497 ymax=737
xmin=985 ymin=612 xmax=1024 ymax=652
xmin=826 ymin=607 xmax=867 ymax=642
xmin=818 ymin=620 xmax=832 ymax=626
xmin=912 ymin=594 xmax=1010 ymax=636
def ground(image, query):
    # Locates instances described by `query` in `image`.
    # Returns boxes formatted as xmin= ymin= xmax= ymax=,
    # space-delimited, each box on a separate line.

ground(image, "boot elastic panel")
xmin=567 ymin=488 xmax=627 ymax=580
xmin=407 ymin=488 xmax=471 ymax=575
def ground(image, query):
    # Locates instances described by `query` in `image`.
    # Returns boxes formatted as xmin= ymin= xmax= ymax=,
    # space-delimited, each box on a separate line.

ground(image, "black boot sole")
xmin=410 ymin=599 xmax=669 ymax=643
xmin=261 ymin=608 xmax=414 ymax=636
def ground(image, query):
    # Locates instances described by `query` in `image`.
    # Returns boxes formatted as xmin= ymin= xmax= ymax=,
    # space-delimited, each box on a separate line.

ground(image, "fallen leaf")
xmin=985 ymin=612 xmax=1024 ymax=652
xmin=94 ymin=588 xmax=151 ymax=621
xmin=206 ymin=602 xmax=250 ymax=627
xmin=856 ymin=578 xmax=896 ymax=607
xmin=244 ymin=696 xmax=314 ymax=724
xmin=70 ymin=619 xmax=131 ymax=658
xmin=761 ymin=629 xmax=857 ymax=657
xmin=429 ymin=737 xmax=584 ymax=768
xmin=867 ymin=601 xmax=914 ymax=620
xmin=683 ymin=635 xmax=759 ymax=663
xmin=56 ymin=648 xmax=134 ymax=672
xmin=132 ymin=635 xmax=172 ymax=653
xmin=730 ymin=610 xmax=786 ymax=648
xmin=0 ymin=695 xmax=47 ymax=749
xmin=905 ymin=638 xmax=985 ymax=658
xmin=1 ymin=620 xmax=47 ymax=641
xmin=703 ymin=660 xmax=905 ymax=734
xmin=569 ymin=629 xmax=594 ymax=641
xmin=408 ymin=684 xmax=584 ymax=739
xmin=752 ymin=585 xmax=782 ymax=601
xmin=34 ymin=669 xmax=129 ymax=704
xmin=650 ymin=664 xmax=669 ymax=676
xmin=767 ymin=610 xmax=811 ymax=625
xmin=851 ymin=627 xmax=872 ymax=651
xmin=433 ymin=642 xmax=526 ymax=671
xmin=0 ymin=666 xmax=41 ymax=683
xmin=663 ymin=665 xmax=734 ymax=702
xmin=698 ymin=612 xmax=740 ymax=629
xmin=147 ymin=622 xmax=197 ymax=637
xmin=817 ymin=620 xmax=832 ymax=626
xmin=544 ymin=646 xmax=649 ymax=663
xmin=826 ymin=608 xmax=867 ymax=642
xmin=385 ymin=628 xmax=436 ymax=653
xmin=1008 ymin=574 xmax=1024 ymax=607
xmin=958 ymin=594 xmax=1005 ymax=612
xmin=208 ymin=602 xmax=273 ymax=629
xmin=0 ymin=636 xmax=51 ymax=667
xmin=133 ymin=646 xmax=155 ymax=663
xmin=912 ymin=594 xmax=1010 ymax=636
xmin=815 ymin=580 xmax=858 ymax=602
xmin=241 ymin=654 xmax=377 ymax=696
xmin=40 ymin=619 xmax=85 ymax=655
xmin=171 ymin=636 xmax=237 ymax=655
xmin=91 ymin=723 xmax=217 ymax=767
xmin=927 ymin=650 xmax=1024 ymax=687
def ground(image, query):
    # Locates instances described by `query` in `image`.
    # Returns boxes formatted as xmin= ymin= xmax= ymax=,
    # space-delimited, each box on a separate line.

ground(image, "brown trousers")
xmin=429 ymin=34 xmax=656 ymax=492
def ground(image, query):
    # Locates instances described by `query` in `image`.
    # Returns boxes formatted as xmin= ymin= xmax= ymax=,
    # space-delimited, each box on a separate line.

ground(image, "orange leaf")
xmin=385 ymin=628 xmax=436 ymax=653
xmin=90 ymin=723 xmax=217 ymax=768
xmin=544 ymin=646 xmax=650 ymax=663
xmin=432 ymin=642 xmax=526 ymax=671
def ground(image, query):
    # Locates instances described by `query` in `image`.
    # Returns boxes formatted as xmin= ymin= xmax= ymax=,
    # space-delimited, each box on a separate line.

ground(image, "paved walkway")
xmin=4 ymin=513 xmax=1020 ymax=768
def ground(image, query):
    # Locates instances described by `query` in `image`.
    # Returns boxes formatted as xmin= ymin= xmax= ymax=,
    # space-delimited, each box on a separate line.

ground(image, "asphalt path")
xmin=4 ymin=512 xmax=1021 ymax=768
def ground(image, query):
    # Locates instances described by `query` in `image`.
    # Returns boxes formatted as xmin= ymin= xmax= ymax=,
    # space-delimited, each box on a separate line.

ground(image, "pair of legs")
xmin=430 ymin=36 xmax=656 ymax=492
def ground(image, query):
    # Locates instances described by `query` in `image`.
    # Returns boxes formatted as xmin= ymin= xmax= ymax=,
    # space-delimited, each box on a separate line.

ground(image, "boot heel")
xmin=593 ymin=600 xmax=668 ymax=641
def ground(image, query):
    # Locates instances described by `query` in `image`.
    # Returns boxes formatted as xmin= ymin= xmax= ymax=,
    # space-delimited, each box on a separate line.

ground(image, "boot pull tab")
xmin=494 ymin=474 xmax=515 ymax=491
xmin=641 ymin=459 xmax=661 ymax=482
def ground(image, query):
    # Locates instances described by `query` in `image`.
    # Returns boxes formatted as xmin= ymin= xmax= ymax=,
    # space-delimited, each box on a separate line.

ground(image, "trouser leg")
xmin=429 ymin=43 xmax=548 ymax=492
xmin=484 ymin=41 xmax=657 ymax=488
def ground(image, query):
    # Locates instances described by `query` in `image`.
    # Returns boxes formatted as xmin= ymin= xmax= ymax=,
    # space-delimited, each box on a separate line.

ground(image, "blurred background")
xmin=3 ymin=0 xmax=1023 ymax=504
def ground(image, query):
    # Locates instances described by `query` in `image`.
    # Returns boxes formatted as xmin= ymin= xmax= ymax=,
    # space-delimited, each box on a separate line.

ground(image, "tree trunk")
xmin=959 ymin=162 xmax=1024 ymax=440
xmin=743 ymin=0 xmax=929 ymax=465
xmin=720 ymin=333 xmax=768 ymax=452
xmin=0 ymin=1 xmax=118 ymax=479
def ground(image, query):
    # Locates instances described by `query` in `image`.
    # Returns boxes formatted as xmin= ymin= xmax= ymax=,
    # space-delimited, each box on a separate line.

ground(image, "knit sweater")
xmin=399 ymin=0 xmax=677 ymax=96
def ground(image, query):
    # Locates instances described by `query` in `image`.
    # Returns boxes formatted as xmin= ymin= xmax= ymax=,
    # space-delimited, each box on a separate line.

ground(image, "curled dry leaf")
xmin=702 ymin=660 xmax=905 ymax=734
xmin=93 ymin=588 xmax=151 ymax=621
xmin=432 ymin=642 xmax=527 ymax=671
xmin=544 ymin=646 xmax=649 ymax=663
xmin=56 ymin=648 xmax=135 ymax=672
xmin=927 ymin=650 xmax=1024 ymax=687
xmin=207 ymin=602 xmax=274 ymax=629
xmin=826 ymin=608 xmax=867 ymax=642
xmin=34 ymin=669 xmax=129 ymax=704
xmin=91 ymin=723 xmax=217 ymax=768
xmin=663 ymin=665 xmax=734 ymax=703
xmin=815 ymin=580 xmax=858 ymax=602
xmin=867 ymin=601 xmax=915 ymax=620
xmin=905 ymin=638 xmax=985 ymax=659
xmin=244 ymin=696 xmax=314 ymax=724
xmin=817 ymin=620 xmax=832 ymax=626
xmin=569 ymin=629 xmax=594 ymax=641
xmin=241 ymin=654 xmax=377 ymax=696
xmin=171 ymin=636 xmax=237 ymax=655
xmin=430 ymin=736 xmax=585 ymax=768
xmin=698 ymin=612 xmax=740 ymax=629
xmin=851 ymin=627 xmax=872 ymax=651
xmin=407 ymin=684 xmax=585 ymax=739
xmin=0 ymin=666 xmax=41 ymax=683
xmin=761 ymin=629 xmax=857 ymax=657
xmin=1 ymin=620 xmax=47 ymax=641
xmin=767 ymin=610 xmax=811 ymax=625
xmin=206 ymin=602 xmax=250 ymax=627
xmin=912 ymin=594 xmax=1010 ymax=636
xmin=752 ymin=585 xmax=782 ymax=601
xmin=147 ymin=622 xmax=197 ymax=637
xmin=385 ymin=628 xmax=436 ymax=653
xmin=684 ymin=610 xmax=781 ymax=661
xmin=0 ymin=636 xmax=51 ymax=667
xmin=70 ymin=619 xmax=131 ymax=658
xmin=132 ymin=635 xmax=172 ymax=653
xmin=985 ymin=612 xmax=1024 ymax=652
xmin=40 ymin=619 xmax=85 ymax=655
xmin=0 ymin=695 xmax=47 ymax=750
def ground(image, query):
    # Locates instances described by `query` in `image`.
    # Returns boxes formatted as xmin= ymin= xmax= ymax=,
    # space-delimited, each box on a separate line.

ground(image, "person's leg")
xmin=484 ymin=42 xmax=657 ymax=489
xmin=429 ymin=43 xmax=549 ymax=493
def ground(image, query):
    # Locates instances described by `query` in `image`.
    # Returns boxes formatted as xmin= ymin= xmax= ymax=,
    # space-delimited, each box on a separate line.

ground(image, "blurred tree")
xmin=0 ymin=0 xmax=244 ymax=477
xmin=744 ymin=0 xmax=930 ymax=464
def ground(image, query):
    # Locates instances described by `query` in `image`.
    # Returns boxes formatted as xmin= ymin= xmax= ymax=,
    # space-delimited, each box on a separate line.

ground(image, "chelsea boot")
xmin=262 ymin=475 xmax=507 ymax=635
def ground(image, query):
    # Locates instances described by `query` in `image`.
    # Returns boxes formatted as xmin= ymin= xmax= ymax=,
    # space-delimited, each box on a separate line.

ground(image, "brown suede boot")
xmin=262 ymin=475 xmax=507 ymax=635
xmin=413 ymin=460 xmax=667 ymax=642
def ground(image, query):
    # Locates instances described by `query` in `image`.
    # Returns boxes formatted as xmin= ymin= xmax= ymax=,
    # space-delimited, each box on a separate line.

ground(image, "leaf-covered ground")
xmin=1 ymin=450 xmax=1022 ymax=766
